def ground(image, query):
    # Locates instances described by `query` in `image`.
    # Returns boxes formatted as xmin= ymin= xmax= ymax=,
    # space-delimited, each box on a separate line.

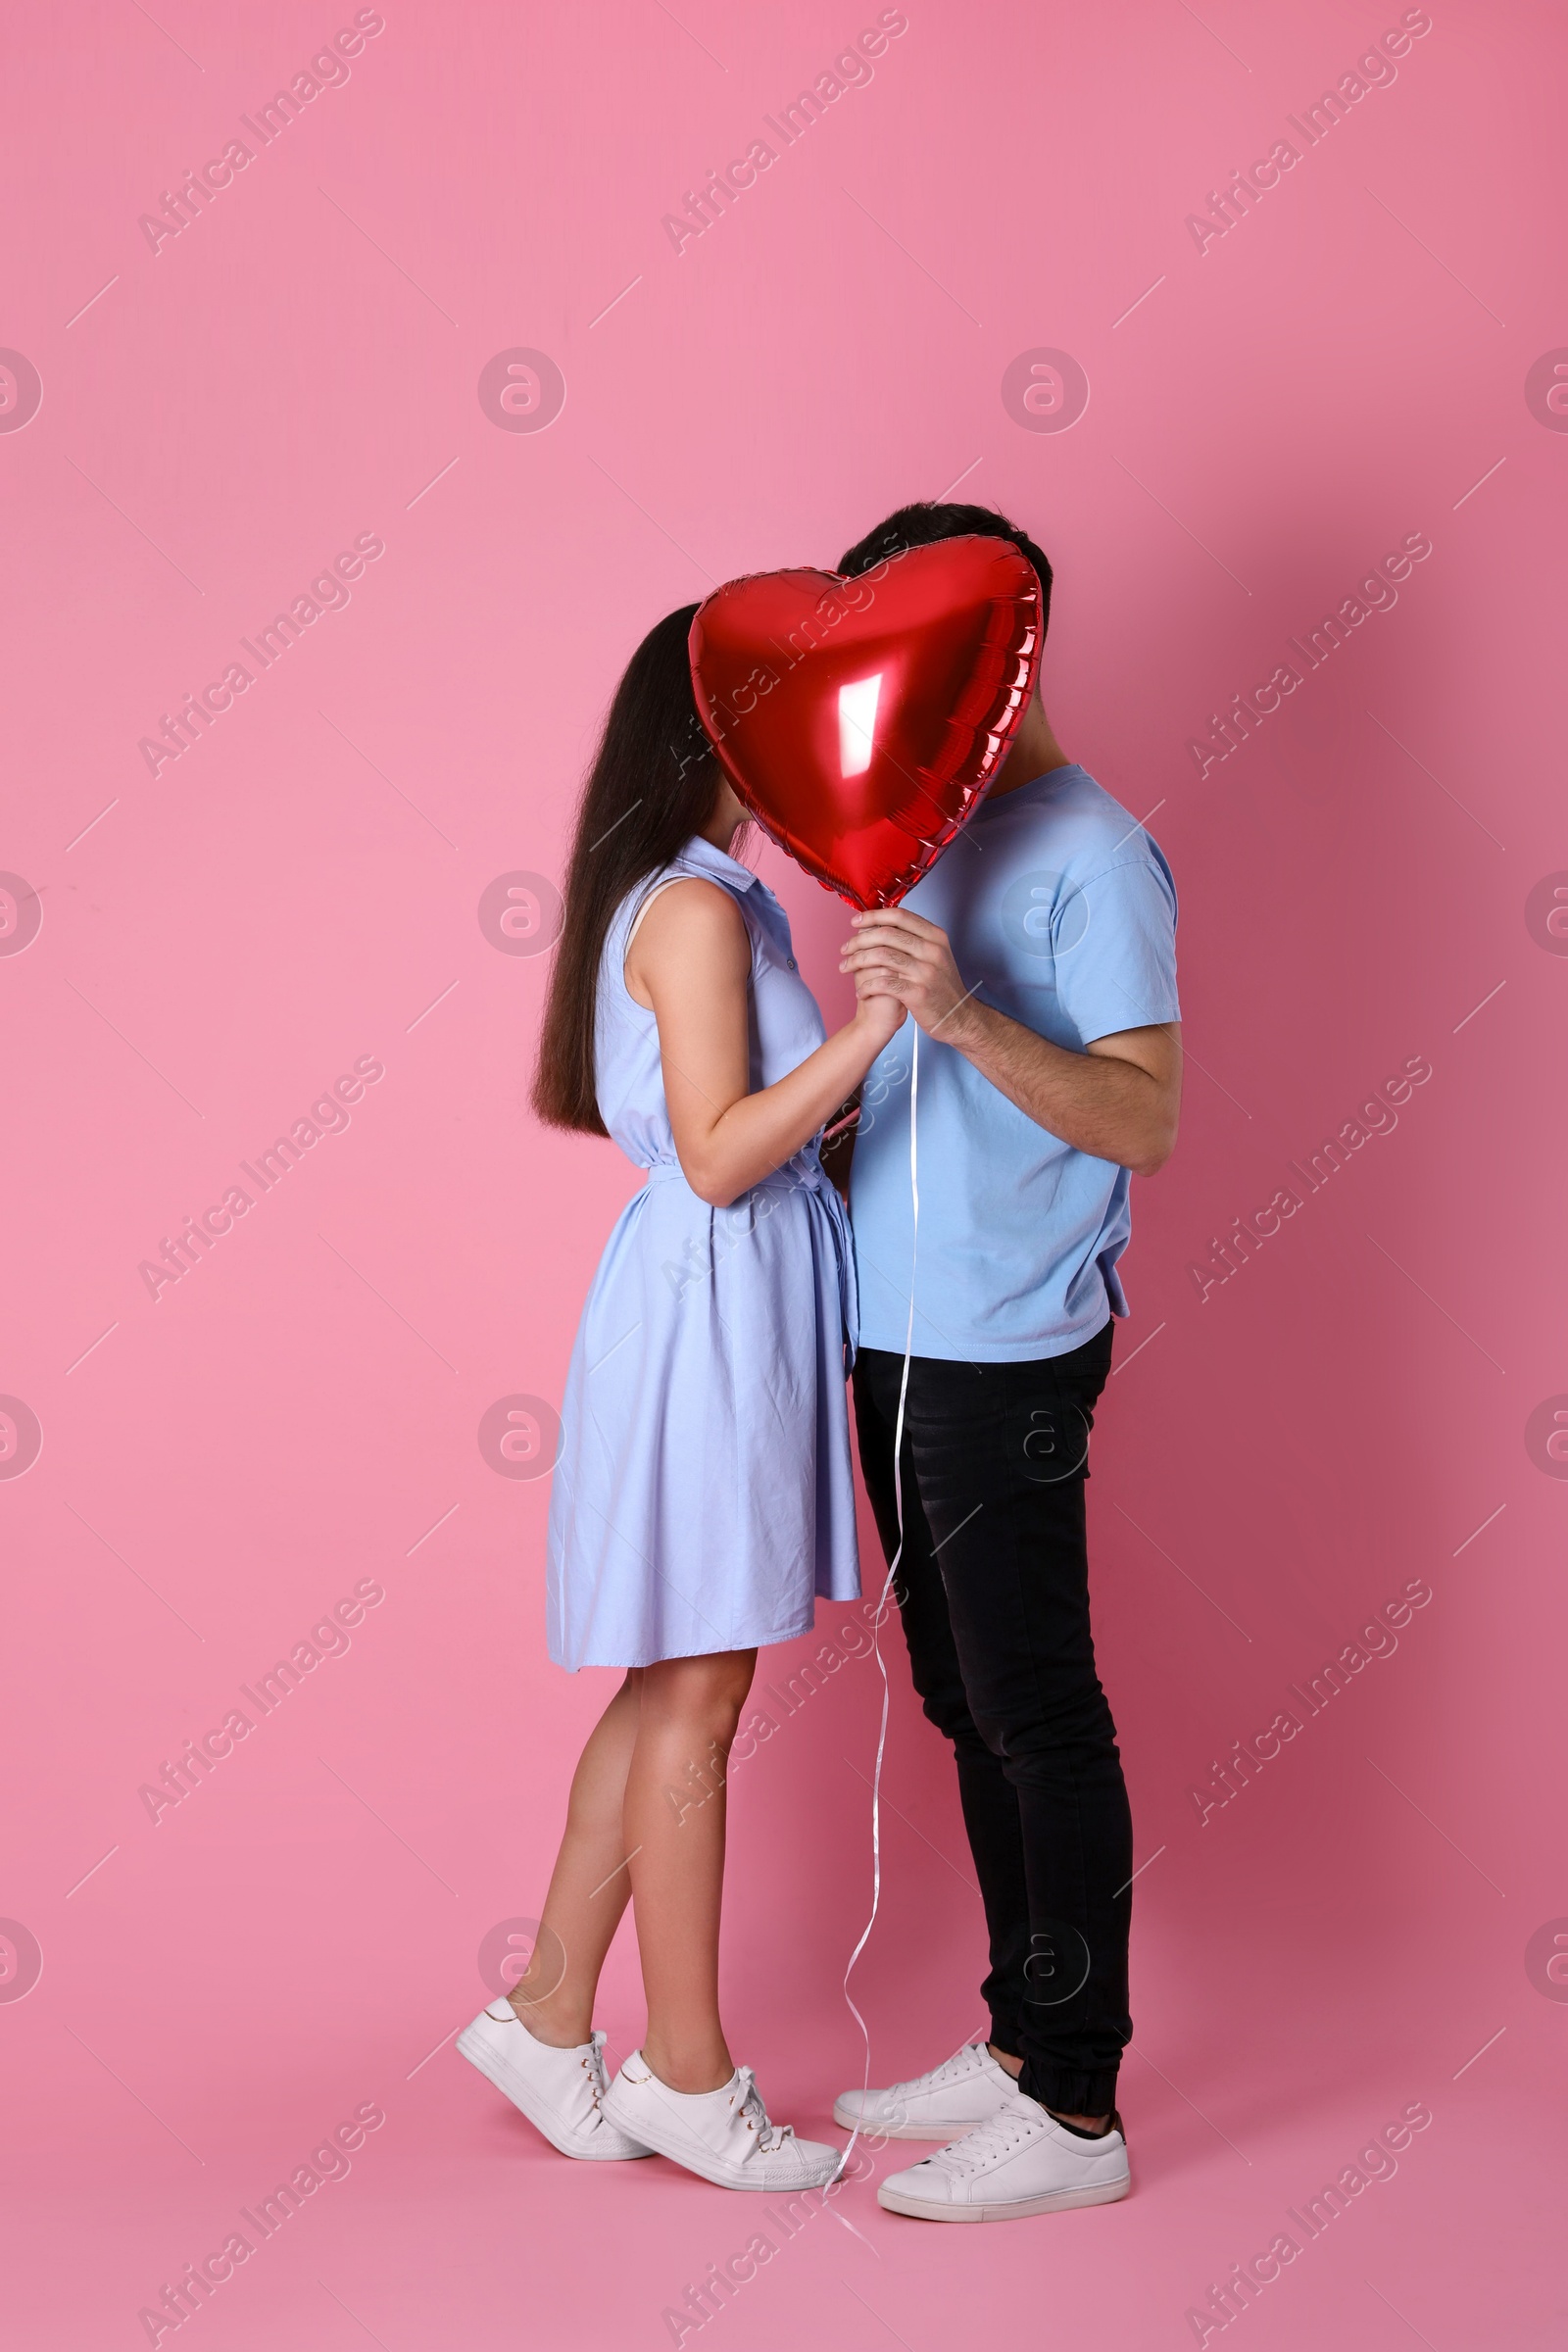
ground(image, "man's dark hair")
xmin=837 ymin=501 xmax=1053 ymax=636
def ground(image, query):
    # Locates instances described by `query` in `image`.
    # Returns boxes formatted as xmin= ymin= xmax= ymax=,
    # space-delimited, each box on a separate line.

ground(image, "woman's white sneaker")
xmin=877 ymin=2096 xmax=1130 ymax=2221
xmin=602 ymin=2052 xmax=841 ymax=2191
xmin=833 ymin=2040 xmax=1017 ymax=2141
xmin=456 ymin=2000 xmax=653 ymax=2161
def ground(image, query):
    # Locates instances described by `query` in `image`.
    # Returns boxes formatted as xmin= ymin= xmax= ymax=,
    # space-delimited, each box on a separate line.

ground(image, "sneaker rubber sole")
xmin=876 ymin=2172 xmax=1131 ymax=2222
xmin=832 ymin=2098 xmax=998 ymax=2140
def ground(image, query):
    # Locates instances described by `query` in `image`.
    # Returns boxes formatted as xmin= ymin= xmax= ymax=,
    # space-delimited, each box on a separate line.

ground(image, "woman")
xmin=458 ymin=606 xmax=902 ymax=2192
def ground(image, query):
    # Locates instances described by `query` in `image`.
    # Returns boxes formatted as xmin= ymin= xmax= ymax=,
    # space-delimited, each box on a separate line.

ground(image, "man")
xmin=830 ymin=502 xmax=1181 ymax=2222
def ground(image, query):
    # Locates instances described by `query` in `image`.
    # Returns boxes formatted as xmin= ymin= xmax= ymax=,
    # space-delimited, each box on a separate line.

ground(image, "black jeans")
xmin=853 ymin=1320 xmax=1130 ymax=2116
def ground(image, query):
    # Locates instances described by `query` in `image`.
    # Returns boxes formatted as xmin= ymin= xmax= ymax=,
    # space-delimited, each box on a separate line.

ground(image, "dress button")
xmin=786 ymin=956 xmax=797 ymax=970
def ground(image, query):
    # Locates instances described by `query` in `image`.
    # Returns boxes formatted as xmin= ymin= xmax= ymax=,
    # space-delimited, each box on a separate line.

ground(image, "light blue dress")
xmin=546 ymin=836 xmax=861 ymax=1671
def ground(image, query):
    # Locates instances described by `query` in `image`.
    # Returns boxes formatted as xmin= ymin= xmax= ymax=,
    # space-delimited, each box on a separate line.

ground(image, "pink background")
xmin=2 ymin=1 xmax=1563 ymax=2344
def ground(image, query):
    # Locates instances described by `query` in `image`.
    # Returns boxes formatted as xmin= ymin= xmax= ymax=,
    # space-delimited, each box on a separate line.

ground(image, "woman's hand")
xmin=849 ymin=990 xmax=906 ymax=1054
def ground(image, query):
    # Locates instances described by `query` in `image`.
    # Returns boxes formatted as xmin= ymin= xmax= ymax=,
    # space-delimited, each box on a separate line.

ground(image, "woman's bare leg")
xmin=508 ymin=1669 xmax=644 ymax=2047
xmin=623 ymin=1648 xmax=757 ymax=2093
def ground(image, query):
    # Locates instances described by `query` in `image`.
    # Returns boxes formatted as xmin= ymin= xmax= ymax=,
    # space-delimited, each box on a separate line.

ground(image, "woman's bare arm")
xmin=626 ymin=879 xmax=902 ymax=1208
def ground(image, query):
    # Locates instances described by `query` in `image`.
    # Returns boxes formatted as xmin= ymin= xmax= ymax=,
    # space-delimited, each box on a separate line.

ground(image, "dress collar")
xmin=676 ymin=833 xmax=762 ymax=891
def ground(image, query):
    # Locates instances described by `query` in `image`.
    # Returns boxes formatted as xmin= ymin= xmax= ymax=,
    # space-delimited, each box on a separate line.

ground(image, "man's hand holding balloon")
xmin=842 ymin=902 xmax=1180 ymax=1179
xmin=840 ymin=905 xmax=977 ymax=1043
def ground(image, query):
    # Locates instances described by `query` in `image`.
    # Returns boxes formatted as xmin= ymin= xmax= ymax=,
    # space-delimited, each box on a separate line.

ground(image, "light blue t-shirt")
xmin=849 ymin=763 xmax=1180 ymax=1363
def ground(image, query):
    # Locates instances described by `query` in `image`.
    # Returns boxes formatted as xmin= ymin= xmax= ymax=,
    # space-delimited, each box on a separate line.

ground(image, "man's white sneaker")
xmin=877 ymin=2095 xmax=1130 ymax=2222
xmin=602 ymin=2051 xmax=841 ymax=2191
xmin=456 ymin=1999 xmax=653 ymax=2161
xmin=833 ymin=2040 xmax=1018 ymax=2141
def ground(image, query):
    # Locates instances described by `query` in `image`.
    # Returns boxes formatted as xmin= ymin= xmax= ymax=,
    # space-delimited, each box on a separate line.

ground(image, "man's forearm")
xmin=839 ymin=903 xmax=1180 ymax=1176
xmin=941 ymin=1001 xmax=1178 ymax=1176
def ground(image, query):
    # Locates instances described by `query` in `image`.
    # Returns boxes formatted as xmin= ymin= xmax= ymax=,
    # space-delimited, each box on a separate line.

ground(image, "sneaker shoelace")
xmin=928 ymin=2097 xmax=1052 ymax=2174
xmin=889 ymin=2042 xmax=985 ymax=2098
xmin=731 ymin=2066 xmax=795 ymax=2152
xmin=581 ymin=2029 xmax=613 ymax=2110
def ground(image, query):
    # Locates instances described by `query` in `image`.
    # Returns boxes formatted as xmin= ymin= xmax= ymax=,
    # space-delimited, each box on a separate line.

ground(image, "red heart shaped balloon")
xmin=688 ymin=537 xmax=1043 ymax=908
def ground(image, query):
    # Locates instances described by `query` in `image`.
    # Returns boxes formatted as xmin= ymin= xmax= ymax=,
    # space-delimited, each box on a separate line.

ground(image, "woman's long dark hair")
xmin=532 ymin=605 xmax=724 ymax=1135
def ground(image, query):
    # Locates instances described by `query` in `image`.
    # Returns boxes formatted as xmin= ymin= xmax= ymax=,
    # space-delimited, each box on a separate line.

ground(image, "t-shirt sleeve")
xmin=1056 ymin=857 xmax=1181 ymax=1045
